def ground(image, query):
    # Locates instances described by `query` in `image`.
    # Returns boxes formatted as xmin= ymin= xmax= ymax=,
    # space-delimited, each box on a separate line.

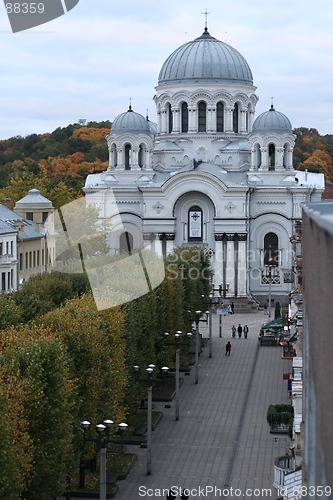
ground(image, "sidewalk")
xmin=115 ymin=310 xmax=292 ymax=499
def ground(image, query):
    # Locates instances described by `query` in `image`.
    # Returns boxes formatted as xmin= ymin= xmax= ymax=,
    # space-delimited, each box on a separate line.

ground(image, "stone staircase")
xmin=227 ymin=296 xmax=260 ymax=314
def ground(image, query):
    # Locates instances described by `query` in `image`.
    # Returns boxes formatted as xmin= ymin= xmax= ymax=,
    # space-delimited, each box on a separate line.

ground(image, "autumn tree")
xmin=41 ymin=295 xmax=128 ymax=427
xmin=299 ymin=149 xmax=333 ymax=181
xmin=0 ymin=326 xmax=75 ymax=499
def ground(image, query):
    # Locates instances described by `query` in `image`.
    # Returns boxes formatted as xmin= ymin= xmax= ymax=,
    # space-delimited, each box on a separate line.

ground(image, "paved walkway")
xmin=117 ymin=310 xmax=292 ymax=500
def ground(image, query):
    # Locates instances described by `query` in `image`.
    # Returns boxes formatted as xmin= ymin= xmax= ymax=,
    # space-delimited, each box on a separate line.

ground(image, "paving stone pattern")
xmin=116 ymin=311 xmax=292 ymax=500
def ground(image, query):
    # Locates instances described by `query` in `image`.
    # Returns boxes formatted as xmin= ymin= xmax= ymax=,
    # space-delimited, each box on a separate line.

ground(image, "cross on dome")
xmin=201 ymin=8 xmax=211 ymax=30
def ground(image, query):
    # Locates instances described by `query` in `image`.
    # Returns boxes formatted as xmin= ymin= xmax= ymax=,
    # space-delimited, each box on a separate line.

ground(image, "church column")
xmin=226 ymin=234 xmax=235 ymax=295
xmin=172 ymin=108 xmax=180 ymax=133
xmin=188 ymin=107 xmax=196 ymax=133
xmin=131 ymin=148 xmax=141 ymax=170
xmin=166 ymin=234 xmax=175 ymax=256
xmin=144 ymin=148 xmax=151 ymax=169
xmin=240 ymin=108 xmax=247 ymax=133
xmin=225 ymin=106 xmax=234 ymax=133
xmin=161 ymin=109 xmax=167 ymax=134
xmin=286 ymin=147 xmax=293 ymax=170
xmin=214 ymin=234 xmax=224 ymax=285
xmin=207 ymin=107 xmax=215 ymax=133
xmin=250 ymin=147 xmax=257 ymax=171
xmin=248 ymin=110 xmax=255 ymax=132
xmin=157 ymin=110 xmax=162 ymax=134
xmin=259 ymin=146 xmax=268 ymax=170
xmin=237 ymin=234 xmax=247 ymax=296
xmin=117 ymin=147 xmax=125 ymax=169
xmin=275 ymin=147 xmax=284 ymax=170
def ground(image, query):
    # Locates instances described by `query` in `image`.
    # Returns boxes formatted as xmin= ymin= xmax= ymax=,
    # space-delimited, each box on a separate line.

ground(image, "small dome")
xmin=158 ymin=28 xmax=253 ymax=85
xmin=15 ymin=188 xmax=53 ymax=208
xmin=146 ymin=115 xmax=157 ymax=136
xmin=252 ymin=105 xmax=293 ymax=134
xmin=111 ymin=106 xmax=151 ymax=136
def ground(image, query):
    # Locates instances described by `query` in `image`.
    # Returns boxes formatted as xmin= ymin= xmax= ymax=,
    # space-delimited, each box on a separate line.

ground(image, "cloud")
xmin=0 ymin=0 xmax=332 ymax=138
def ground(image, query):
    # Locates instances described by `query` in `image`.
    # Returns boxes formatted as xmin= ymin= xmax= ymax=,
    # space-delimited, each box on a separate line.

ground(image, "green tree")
xmin=0 ymin=293 xmax=23 ymax=329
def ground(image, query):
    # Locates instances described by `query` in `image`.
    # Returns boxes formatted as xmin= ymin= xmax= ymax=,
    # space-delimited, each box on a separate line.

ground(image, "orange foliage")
xmin=38 ymin=153 xmax=104 ymax=181
xmin=300 ymin=149 xmax=333 ymax=181
xmin=72 ymin=127 xmax=109 ymax=142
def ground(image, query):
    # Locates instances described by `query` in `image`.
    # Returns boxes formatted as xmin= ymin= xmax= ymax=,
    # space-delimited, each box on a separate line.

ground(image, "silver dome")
xmin=111 ymin=106 xmax=151 ymax=135
xmin=158 ymin=29 xmax=253 ymax=85
xmin=252 ymin=105 xmax=293 ymax=134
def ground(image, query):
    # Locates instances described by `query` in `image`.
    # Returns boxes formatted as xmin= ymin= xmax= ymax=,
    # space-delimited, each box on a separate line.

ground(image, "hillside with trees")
xmin=0 ymin=121 xmax=111 ymax=209
xmin=0 ymin=123 xmax=332 ymax=208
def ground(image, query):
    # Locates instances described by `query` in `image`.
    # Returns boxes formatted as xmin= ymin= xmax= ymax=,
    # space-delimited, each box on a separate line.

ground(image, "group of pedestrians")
xmin=231 ymin=324 xmax=249 ymax=338
xmin=226 ymin=324 xmax=249 ymax=356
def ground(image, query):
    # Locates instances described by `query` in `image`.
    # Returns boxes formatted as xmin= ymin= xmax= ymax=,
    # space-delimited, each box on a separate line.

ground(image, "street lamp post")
xmin=208 ymin=303 xmax=213 ymax=358
xmin=175 ymin=332 xmax=180 ymax=421
xmin=194 ymin=310 xmax=202 ymax=384
xmin=146 ymin=366 xmax=153 ymax=476
xmin=266 ymin=265 xmax=273 ymax=318
xmin=118 ymin=422 xmax=128 ymax=451
xmin=133 ymin=364 xmax=169 ymax=475
xmin=211 ymin=282 xmax=230 ymax=338
xmin=164 ymin=331 xmax=192 ymax=420
xmin=80 ymin=419 xmax=127 ymax=500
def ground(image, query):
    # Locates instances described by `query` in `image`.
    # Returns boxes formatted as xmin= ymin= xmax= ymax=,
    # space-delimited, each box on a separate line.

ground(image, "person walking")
xmin=237 ymin=324 xmax=242 ymax=338
xmin=231 ymin=301 xmax=235 ymax=314
xmin=231 ymin=325 xmax=236 ymax=338
xmin=243 ymin=324 xmax=249 ymax=338
xmin=225 ymin=341 xmax=231 ymax=356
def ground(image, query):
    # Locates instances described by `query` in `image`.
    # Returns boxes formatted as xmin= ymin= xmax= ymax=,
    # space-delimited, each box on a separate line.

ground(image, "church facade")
xmin=83 ymin=26 xmax=324 ymax=301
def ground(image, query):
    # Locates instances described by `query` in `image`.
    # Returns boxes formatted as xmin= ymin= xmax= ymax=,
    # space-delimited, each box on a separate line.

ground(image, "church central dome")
xmin=158 ymin=28 xmax=253 ymax=85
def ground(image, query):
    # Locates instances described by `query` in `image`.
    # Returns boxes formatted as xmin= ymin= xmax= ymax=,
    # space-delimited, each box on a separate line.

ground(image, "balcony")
xmin=0 ymin=254 xmax=15 ymax=265
xmin=273 ymin=455 xmax=295 ymax=490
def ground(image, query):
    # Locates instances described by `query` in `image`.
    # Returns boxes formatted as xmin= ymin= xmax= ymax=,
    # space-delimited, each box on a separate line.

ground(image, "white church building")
xmin=83 ymin=25 xmax=324 ymax=302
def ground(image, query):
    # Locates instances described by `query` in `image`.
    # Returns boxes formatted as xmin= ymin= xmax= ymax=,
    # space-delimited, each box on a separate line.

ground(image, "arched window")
xmin=198 ymin=101 xmax=207 ymax=132
xmin=188 ymin=205 xmax=203 ymax=242
xmin=181 ymin=102 xmax=188 ymax=133
xmin=111 ymin=143 xmax=117 ymax=167
xmin=268 ymin=143 xmax=276 ymax=170
xmin=283 ymin=142 xmax=289 ymax=168
xmin=125 ymin=144 xmax=131 ymax=170
xmin=233 ymin=103 xmax=239 ymax=133
xmin=264 ymin=232 xmax=279 ymax=266
xmin=246 ymin=105 xmax=251 ymax=132
xmin=216 ymin=101 xmax=224 ymax=132
xmin=254 ymin=143 xmax=261 ymax=169
xmin=167 ymin=103 xmax=173 ymax=133
xmin=138 ymin=144 xmax=144 ymax=167
xmin=119 ymin=232 xmax=133 ymax=254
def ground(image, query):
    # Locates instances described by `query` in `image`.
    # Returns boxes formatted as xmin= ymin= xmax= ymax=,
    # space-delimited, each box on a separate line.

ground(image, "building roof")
xmin=158 ymin=28 xmax=253 ymax=85
xmin=252 ymin=105 xmax=293 ymax=134
xmin=295 ymin=170 xmax=325 ymax=189
xmin=0 ymin=218 xmax=17 ymax=235
xmin=0 ymin=204 xmax=42 ymax=240
xmin=15 ymin=188 xmax=53 ymax=209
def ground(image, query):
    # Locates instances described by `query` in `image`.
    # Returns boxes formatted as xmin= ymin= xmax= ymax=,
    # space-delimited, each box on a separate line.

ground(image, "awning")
xmin=261 ymin=318 xmax=286 ymax=330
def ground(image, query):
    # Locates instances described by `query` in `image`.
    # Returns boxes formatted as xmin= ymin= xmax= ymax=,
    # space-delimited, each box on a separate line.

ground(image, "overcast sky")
xmin=0 ymin=0 xmax=332 ymax=140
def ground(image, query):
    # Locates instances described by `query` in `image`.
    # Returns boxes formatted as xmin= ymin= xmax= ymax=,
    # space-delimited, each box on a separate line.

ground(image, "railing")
xmin=260 ymin=268 xmax=281 ymax=285
xmin=273 ymin=456 xmax=295 ymax=489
